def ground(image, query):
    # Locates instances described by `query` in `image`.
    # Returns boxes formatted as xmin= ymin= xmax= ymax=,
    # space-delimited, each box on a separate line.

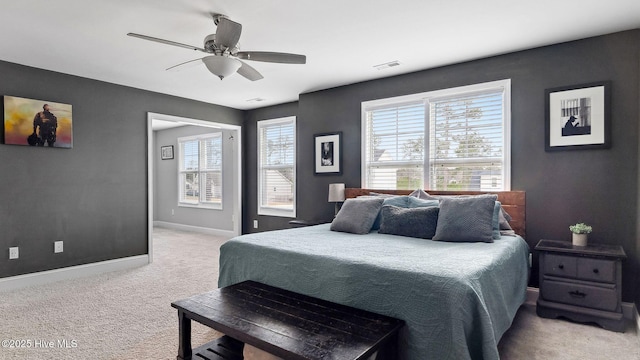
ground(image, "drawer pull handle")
xmin=593 ymin=268 xmax=599 ymax=274
xmin=558 ymin=264 xmax=564 ymax=270
xmin=569 ymin=290 xmax=586 ymax=299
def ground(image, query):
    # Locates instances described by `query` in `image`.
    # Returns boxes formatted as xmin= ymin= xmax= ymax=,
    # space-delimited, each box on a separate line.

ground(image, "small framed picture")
xmin=545 ymin=81 xmax=611 ymax=151
xmin=314 ymin=132 xmax=342 ymax=175
xmin=161 ymin=145 xmax=174 ymax=160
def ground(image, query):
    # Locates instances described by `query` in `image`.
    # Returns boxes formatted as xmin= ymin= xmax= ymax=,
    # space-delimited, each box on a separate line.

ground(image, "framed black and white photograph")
xmin=314 ymin=132 xmax=342 ymax=175
xmin=545 ymin=81 xmax=611 ymax=151
xmin=161 ymin=145 xmax=174 ymax=160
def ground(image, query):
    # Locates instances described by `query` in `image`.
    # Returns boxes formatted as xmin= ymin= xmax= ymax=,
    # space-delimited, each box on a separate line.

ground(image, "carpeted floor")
xmin=0 ymin=227 xmax=638 ymax=359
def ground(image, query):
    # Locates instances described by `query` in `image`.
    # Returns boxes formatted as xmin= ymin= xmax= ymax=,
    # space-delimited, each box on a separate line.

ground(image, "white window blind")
xmin=258 ymin=117 xmax=296 ymax=217
xmin=429 ymin=89 xmax=505 ymax=191
xmin=362 ymin=79 xmax=510 ymax=191
xmin=178 ymin=132 xmax=222 ymax=208
xmin=364 ymin=102 xmax=425 ymax=190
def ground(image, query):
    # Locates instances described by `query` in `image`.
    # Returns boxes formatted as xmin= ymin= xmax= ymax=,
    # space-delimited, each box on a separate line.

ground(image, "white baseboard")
xmin=0 ymin=255 xmax=149 ymax=292
xmin=153 ymin=221 xmax=236 ymax=238
xmin=621 ymin=302 xmax=635 ymax=320
xmin=636 ymin=305 xmax=640 ymax=343
xmin=525 ymin=286 xmax=539 ymax=307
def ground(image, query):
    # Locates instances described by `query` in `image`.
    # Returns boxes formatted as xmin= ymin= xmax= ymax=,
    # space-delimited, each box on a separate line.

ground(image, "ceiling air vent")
xmin=373 ymin=61 xmax=401 ymax=70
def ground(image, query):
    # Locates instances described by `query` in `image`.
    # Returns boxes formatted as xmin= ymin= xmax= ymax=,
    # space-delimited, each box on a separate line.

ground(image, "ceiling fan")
xmin=127 ymin=14 xmax=306 ymax=81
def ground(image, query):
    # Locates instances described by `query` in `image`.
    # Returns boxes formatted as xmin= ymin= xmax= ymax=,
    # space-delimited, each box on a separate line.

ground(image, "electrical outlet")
xmin=253 ymin=220 xmax=258 ymax=229
xmin=9 ymin=247 xmax=19 ymax=260
xmin=54 ymin=241 xmax=63 ymax=253
xmin=171 ymin=209 xmax=175 ymax=216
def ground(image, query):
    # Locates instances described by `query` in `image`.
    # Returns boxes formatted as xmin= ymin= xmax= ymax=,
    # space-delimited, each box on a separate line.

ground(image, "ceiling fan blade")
xmin=127 ymin=32 xmax=207 ymax=52
xmin=166 ymin=58 xmax=204 ymax=72
xmin=237 ymin=60 xmax=264 ymax=81
xmin=215 ymin=17 xmax=242 ymax=50
xmin=236 ymin=51 xmax=306 ymax=64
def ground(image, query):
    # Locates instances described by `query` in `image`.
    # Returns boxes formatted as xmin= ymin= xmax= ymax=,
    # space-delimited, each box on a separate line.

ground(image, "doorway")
xmin=146 ymin=112 xmax=242 ymax=263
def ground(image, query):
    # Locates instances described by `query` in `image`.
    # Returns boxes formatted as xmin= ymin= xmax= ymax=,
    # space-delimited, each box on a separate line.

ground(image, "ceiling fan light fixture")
xmin=202 ymin=56 xmax=241 ymax=80
xmin=130 ymin=14 xmax=305 ymax=81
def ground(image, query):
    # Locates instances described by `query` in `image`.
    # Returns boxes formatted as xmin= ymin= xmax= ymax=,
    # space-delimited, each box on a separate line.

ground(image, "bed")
xmin=218 ymin=189 xmax=529 ymax=360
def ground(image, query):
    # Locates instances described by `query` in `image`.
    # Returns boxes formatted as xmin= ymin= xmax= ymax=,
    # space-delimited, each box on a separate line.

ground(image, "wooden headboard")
xmin=345 ymin=188 xmax=526 ymax=239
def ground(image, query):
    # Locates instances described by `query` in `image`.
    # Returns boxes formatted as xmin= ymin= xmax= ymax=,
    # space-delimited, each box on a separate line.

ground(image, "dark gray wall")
xmin=245 ymin=30 xmax=640 ymax=303
xmin=243 ymin=102 xmax=300 ymax=234
xmin=636 ymin=43 xmax=640 ymax=311
xmin=0 ymin=60 xmax=243 ymax=278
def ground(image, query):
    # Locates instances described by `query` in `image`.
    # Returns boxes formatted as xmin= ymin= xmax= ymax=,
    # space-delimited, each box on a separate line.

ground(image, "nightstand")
xmin=535 ymin=239 xmax=626 ymax=332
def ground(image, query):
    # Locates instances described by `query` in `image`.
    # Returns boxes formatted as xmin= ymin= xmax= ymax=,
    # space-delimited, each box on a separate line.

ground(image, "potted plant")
xmin=569 ymin=223 xmax=592 ymax=246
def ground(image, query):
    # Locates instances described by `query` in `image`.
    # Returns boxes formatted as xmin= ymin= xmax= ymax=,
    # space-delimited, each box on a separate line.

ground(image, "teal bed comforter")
xmin=218 ymin=224 xmax=529 ymax=360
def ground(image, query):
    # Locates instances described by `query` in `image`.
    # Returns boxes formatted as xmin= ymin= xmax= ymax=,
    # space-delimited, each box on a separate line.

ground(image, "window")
xmin=257 ymin=117 xmax=296 ymax=217
xmin=178 ymin=132 xmax=223 ymax=209
xmin=362 ymin=79 xmax=511 ymax=191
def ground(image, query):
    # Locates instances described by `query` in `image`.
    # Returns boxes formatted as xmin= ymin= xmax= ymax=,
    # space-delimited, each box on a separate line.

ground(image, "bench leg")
xmin=373 ymin=333 xmax=399 ymax=360
xmin=177 ymin=309 xmax=192 ymax=360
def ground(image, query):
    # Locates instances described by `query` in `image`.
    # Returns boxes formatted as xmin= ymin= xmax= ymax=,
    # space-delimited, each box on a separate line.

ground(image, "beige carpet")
xmin=0 ymin=227 xmax=637 ymax=359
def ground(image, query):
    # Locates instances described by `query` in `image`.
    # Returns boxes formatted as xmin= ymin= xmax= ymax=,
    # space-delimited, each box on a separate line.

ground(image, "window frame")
xmin=257 ymin=116 xmax=297 ymax=218
xmin=361 ymin=79 xmax=511 ymax=191
xmin=177 ymin=132 xmax=223 ymax=210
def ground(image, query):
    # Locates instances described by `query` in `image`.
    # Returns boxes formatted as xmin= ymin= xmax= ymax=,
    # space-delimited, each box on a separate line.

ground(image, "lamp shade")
xmin=328 ymin=183 xmax=345 ymax=202
xmin=202 ymin=56 xmax=241 ymax=80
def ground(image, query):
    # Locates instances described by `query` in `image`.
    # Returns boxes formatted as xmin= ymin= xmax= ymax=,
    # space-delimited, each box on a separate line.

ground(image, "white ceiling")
xmin=1 ymin=1 xmax=639 ymax=111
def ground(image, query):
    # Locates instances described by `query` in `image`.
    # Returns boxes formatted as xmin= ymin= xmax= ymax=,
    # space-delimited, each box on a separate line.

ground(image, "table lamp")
xmin=328 ymin=183 xmax=345 ymax=216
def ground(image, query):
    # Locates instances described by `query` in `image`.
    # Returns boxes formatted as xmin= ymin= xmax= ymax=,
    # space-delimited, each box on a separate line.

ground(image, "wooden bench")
xmin=171 ymin=281 xmax=404 ymax=360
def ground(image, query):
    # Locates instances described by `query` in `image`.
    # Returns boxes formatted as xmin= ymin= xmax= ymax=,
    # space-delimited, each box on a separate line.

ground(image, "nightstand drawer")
xmin=576 ymin=257 xmax=616 ymax=283
xmin=543 ymin=254 xmax=577 ymax=277
xmin=541 ymin=280 xmax=618 ymax=312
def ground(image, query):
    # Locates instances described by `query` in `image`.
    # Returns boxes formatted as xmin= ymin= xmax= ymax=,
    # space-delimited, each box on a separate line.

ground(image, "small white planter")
xmin=572 ymin=233 xmax=588 ymax=247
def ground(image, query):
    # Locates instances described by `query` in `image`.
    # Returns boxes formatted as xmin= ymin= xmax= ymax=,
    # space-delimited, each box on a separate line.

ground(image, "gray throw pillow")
xmin=432 ymin=194 xmax=498 ymax=243
xmin=492 ymin=201 xmax=501 ymax=239
xmin=371 ymin=195 xmax=411 ymax=230
xmin=406 ymin=196 xmax=439 ymax=208
xmin=499 ymin=208 xmax=513 ymax=230
xmin=379 ymin=205 xmax=439 ymax=239
xmin=409 ymin=189 xmax=439 ymax=200
xmin=330 ymin=197 xmax=385 ymax=234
